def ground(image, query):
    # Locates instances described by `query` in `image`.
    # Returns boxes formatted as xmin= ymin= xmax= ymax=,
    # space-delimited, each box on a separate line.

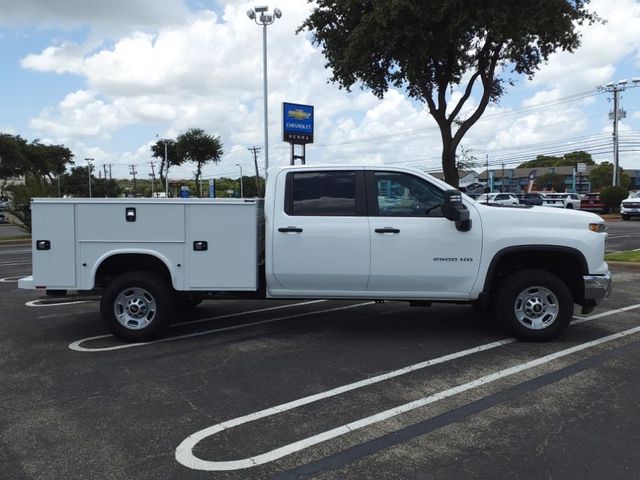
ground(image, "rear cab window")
xmin=284 ymin=170 xmax=366 ymax=216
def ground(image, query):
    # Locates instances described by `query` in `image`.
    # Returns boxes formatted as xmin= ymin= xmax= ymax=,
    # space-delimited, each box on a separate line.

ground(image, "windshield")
xmin=629 ymin=191 xmax=640 ymax=198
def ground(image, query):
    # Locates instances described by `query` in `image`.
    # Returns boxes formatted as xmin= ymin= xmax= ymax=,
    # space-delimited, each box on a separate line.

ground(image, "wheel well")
xmin=483 ymin=248 xmax=587 ymax=305
xmin=95 ymin=254 xmax=172 ymax=288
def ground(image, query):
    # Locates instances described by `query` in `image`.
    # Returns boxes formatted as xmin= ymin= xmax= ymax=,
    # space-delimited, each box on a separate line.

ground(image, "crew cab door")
xmin=269 ymin=169 xmax=370 ymax=294
xmin=366 ymin=170 xmax=482 ymax=298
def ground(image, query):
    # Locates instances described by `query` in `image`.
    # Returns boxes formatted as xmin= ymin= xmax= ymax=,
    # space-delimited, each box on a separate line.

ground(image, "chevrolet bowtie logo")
xmin=288 ymin=109 xmax=311 ymax=121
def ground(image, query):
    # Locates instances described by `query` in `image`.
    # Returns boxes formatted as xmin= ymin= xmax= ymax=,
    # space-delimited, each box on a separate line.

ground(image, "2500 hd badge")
xmin=433 ymin=257 xmax=474 ymax=262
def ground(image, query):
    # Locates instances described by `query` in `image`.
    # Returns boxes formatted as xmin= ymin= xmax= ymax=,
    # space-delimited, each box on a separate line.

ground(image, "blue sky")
xmin=1 ymin=0 xmax=639 ymax=181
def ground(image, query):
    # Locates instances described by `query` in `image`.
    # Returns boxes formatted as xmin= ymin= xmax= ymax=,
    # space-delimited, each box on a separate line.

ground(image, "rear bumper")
xmin=18 ymin=276 xmax=34 ymax=289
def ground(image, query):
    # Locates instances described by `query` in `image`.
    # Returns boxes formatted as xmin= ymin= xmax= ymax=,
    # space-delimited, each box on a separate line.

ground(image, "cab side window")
xmin=371 ymin=171 xmax=444 ymax=217
xmin=286 ymin=171 xmax=365 ymax=216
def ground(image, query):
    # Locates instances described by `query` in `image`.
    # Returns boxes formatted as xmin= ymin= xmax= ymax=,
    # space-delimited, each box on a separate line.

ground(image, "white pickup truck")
xmin=19 ymin=165 xmax=611 ymax=342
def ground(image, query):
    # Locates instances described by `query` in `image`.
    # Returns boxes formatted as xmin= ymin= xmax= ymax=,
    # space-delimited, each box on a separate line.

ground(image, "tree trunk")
xmin=442 ymin=138 xmax=459 ymax=188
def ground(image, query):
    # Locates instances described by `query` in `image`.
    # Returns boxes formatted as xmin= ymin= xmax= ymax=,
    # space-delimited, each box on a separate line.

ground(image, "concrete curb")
xmin=608 ymin=261 xmax=640 ymax=271
xmin=0 ymin=239 xmax=30 ymax=246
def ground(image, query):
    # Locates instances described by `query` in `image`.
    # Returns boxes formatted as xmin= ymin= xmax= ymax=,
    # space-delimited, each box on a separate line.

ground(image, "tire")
xmin=622 ymin=215 xmax=630 ymax=221
xmin=100 ymin=271 xmax=175 ymax=342
xmin=566 ymin=203 xmax=574 ymax=209
xmin=497 ymin=269 xmax=573 ymax=341
xmin=175 ymin=293 xmax=205 ymax=310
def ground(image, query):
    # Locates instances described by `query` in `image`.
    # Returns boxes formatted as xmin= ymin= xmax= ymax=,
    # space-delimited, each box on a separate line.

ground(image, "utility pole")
xmin=129 ymin=164 xmax=138 ymax=195
xmin=597 ymin=78 xmax=640 ymax=186
xmin=149 ymin=161 xmax=156 ymax=197
xmin=102 ymin=164 xmax=108 ymax=180
xmin=85 ymin=158 xmax=94 ymax=198
xmin=248 ymin=146 xmax=262 ymax=197
xmin=163 ymin=140 xmax=170 ymax=197
xmin=108 ymin=164 xmax=112 ymax=181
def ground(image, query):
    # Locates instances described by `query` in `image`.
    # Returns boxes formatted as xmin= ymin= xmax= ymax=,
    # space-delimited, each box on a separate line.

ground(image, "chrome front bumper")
xmin=583 ymin=271 xmax=612 ymax=305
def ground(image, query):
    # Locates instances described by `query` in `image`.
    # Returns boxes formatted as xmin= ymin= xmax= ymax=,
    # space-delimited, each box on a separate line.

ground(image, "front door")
xmin=366 ymin=170 xmax=482 ymax=298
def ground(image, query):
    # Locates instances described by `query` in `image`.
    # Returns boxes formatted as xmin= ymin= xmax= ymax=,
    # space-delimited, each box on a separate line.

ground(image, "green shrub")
xmin=599 ymin=186 xmax=629 ymax=213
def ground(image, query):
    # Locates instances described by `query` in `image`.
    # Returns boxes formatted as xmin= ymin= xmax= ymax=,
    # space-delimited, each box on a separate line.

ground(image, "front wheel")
xmin=100 ymin=271 xmax=175 ymax=342
xmin=497 ymin=269 xmax=573 ymax=341
xmin=621 ymin=214 xmax=630 ymax=221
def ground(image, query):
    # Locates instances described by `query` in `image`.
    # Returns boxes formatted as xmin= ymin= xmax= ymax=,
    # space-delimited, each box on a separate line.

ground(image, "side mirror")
xmin=443 ymin=190 xmax=472 ymax=232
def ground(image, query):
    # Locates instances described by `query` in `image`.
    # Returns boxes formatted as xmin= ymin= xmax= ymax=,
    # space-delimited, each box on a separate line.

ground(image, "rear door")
xmin=269 ymin=169 xmax=370 ymax=293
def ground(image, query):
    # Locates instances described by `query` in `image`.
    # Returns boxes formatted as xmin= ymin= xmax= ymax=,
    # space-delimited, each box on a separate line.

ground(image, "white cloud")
xmin=0 ymin=0 xmax=190 ymax=29
xmin=12 ymin=0 xmax=640 ymax=177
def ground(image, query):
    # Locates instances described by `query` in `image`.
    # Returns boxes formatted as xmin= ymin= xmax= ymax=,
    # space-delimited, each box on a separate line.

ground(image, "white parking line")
xmin=68 ymin=300 xmax=364 ymax=352
xmin=0 ymin=260 xmax=31 ymax=267
xmin=0 ymin=249 xmax=30 ymax=255
xmin=0 ymin=276 xmax=24 ymax=283
xmin=26 ymin=299 xmax=90 ymax=307
xmin=175 ymin=303 xmax=640 ymax=471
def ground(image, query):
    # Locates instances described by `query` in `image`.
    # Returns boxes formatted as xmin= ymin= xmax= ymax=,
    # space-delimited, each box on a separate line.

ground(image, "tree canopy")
xmin=300 ymin=0 xmax=596 ymax=187
xmin=0 ymin=133 xmax=74 ymax=196
xmin=589 ymin=162 xmax=630 ymax=191
xmin=175 ymin=128 xmax=224 ymax=197
xmin=517 ymin=151 xmax=595 ymax=169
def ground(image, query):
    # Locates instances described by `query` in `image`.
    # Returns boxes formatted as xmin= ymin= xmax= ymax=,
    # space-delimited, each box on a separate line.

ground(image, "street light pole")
xmin=236 ymin=163 xmax=244 ymax=198
xmin=247 ymin=5 xmax=282 ymax=178
xmin=85 ymin=158 xmax=94 ymax=198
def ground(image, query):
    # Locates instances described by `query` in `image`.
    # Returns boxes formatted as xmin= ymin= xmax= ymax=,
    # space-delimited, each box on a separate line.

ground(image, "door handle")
xmin=278 ymin=226 xmax=303 ymax=233
xmin=375 ymin=227 xmax=400 ymax=234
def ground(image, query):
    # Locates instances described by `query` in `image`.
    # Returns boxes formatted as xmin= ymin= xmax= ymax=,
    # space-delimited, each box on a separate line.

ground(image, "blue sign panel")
xmin=283 ymin=102 xmax=314 ymax=144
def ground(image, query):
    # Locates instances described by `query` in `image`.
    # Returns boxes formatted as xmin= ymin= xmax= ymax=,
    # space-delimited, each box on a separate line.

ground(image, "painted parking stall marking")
xmin=0 ymin=276 xmax=25 ymax=283
xmin=175 ymin=304 xmax=640 ymax=472
xmin=26 ymin=299 xmax=91 ymax=308
xmin=0 ymin=260 xmax=31 ymax=267
xmin=68 ymin=300 xmax=370 ymax=352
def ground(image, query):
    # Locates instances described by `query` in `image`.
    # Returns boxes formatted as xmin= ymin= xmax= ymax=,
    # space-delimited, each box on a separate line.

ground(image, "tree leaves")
xmin=299 ymin=0 xmax=596 ymax=187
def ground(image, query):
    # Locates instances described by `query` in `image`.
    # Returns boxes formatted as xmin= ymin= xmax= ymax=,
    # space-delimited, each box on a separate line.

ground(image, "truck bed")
xmin=24 ymin=197 xmax=264 ymax=292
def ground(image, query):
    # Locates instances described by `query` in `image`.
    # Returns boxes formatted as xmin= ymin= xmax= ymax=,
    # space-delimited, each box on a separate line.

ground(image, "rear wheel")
xmin=100 ymin=271 xmax=175 ymax=342
xmin=497 ymin=269 xmax=573 ymax=341
xmin=622 ymin=214 xmax=630 ymax=221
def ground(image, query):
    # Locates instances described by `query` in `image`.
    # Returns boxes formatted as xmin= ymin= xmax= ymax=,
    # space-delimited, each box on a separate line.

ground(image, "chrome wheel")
xmin=514 ymin=286 xmax=559 ymax=330
xmin=114 ymin=287 xmax=157 ymax=330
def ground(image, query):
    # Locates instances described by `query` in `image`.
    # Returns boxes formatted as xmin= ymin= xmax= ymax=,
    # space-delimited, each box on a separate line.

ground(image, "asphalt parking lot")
xmin=1 ymin=220 xmax=639 ymax=480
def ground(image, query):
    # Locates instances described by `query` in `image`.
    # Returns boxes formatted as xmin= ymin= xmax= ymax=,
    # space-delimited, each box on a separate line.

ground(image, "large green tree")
xmin=589 ymin=162 xmax=630 ymax=191
xmin=537 ymin=172 xmax=565 ymax=192
xmin=175 ymin=128 xmax=223 ymax=197
xmin=0 ymin=134 xmax=26 ymax=195
xmin=518 ymin=151 xmax=595 ymax=168
xmin=25 ymin=140 xmax=74 ymax=185
xmin=300 ymin=0 xmax=596 ymax=187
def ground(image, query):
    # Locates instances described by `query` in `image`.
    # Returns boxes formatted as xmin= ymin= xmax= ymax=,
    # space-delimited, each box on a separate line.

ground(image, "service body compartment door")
xmin=186 ymin=202 xmax=260 ymax=290
xmin=367 ymin=170 xmax=482 ymax=298
xmin=31 ymin=202 xmax=76 ymax=288
xmin=269 ymin=170 xmax=370 ymax=294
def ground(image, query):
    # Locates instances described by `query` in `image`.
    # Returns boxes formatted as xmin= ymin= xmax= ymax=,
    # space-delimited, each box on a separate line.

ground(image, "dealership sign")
xmin=283 ymin=102 xmax=314 ymax=144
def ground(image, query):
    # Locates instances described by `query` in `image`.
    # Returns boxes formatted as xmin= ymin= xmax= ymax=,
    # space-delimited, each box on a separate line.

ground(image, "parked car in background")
xmin=620 ymin=191 xmax=640 ymax=220
xmin=475 ymin=192 xmax=520 ymax=206
xmin=542 ymin=193 xmax=581 ymax=209
xmin=516 ymin=193 xmax=545 ymax=206
xmin=581 ymin=193 xmax=609 ymax=213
